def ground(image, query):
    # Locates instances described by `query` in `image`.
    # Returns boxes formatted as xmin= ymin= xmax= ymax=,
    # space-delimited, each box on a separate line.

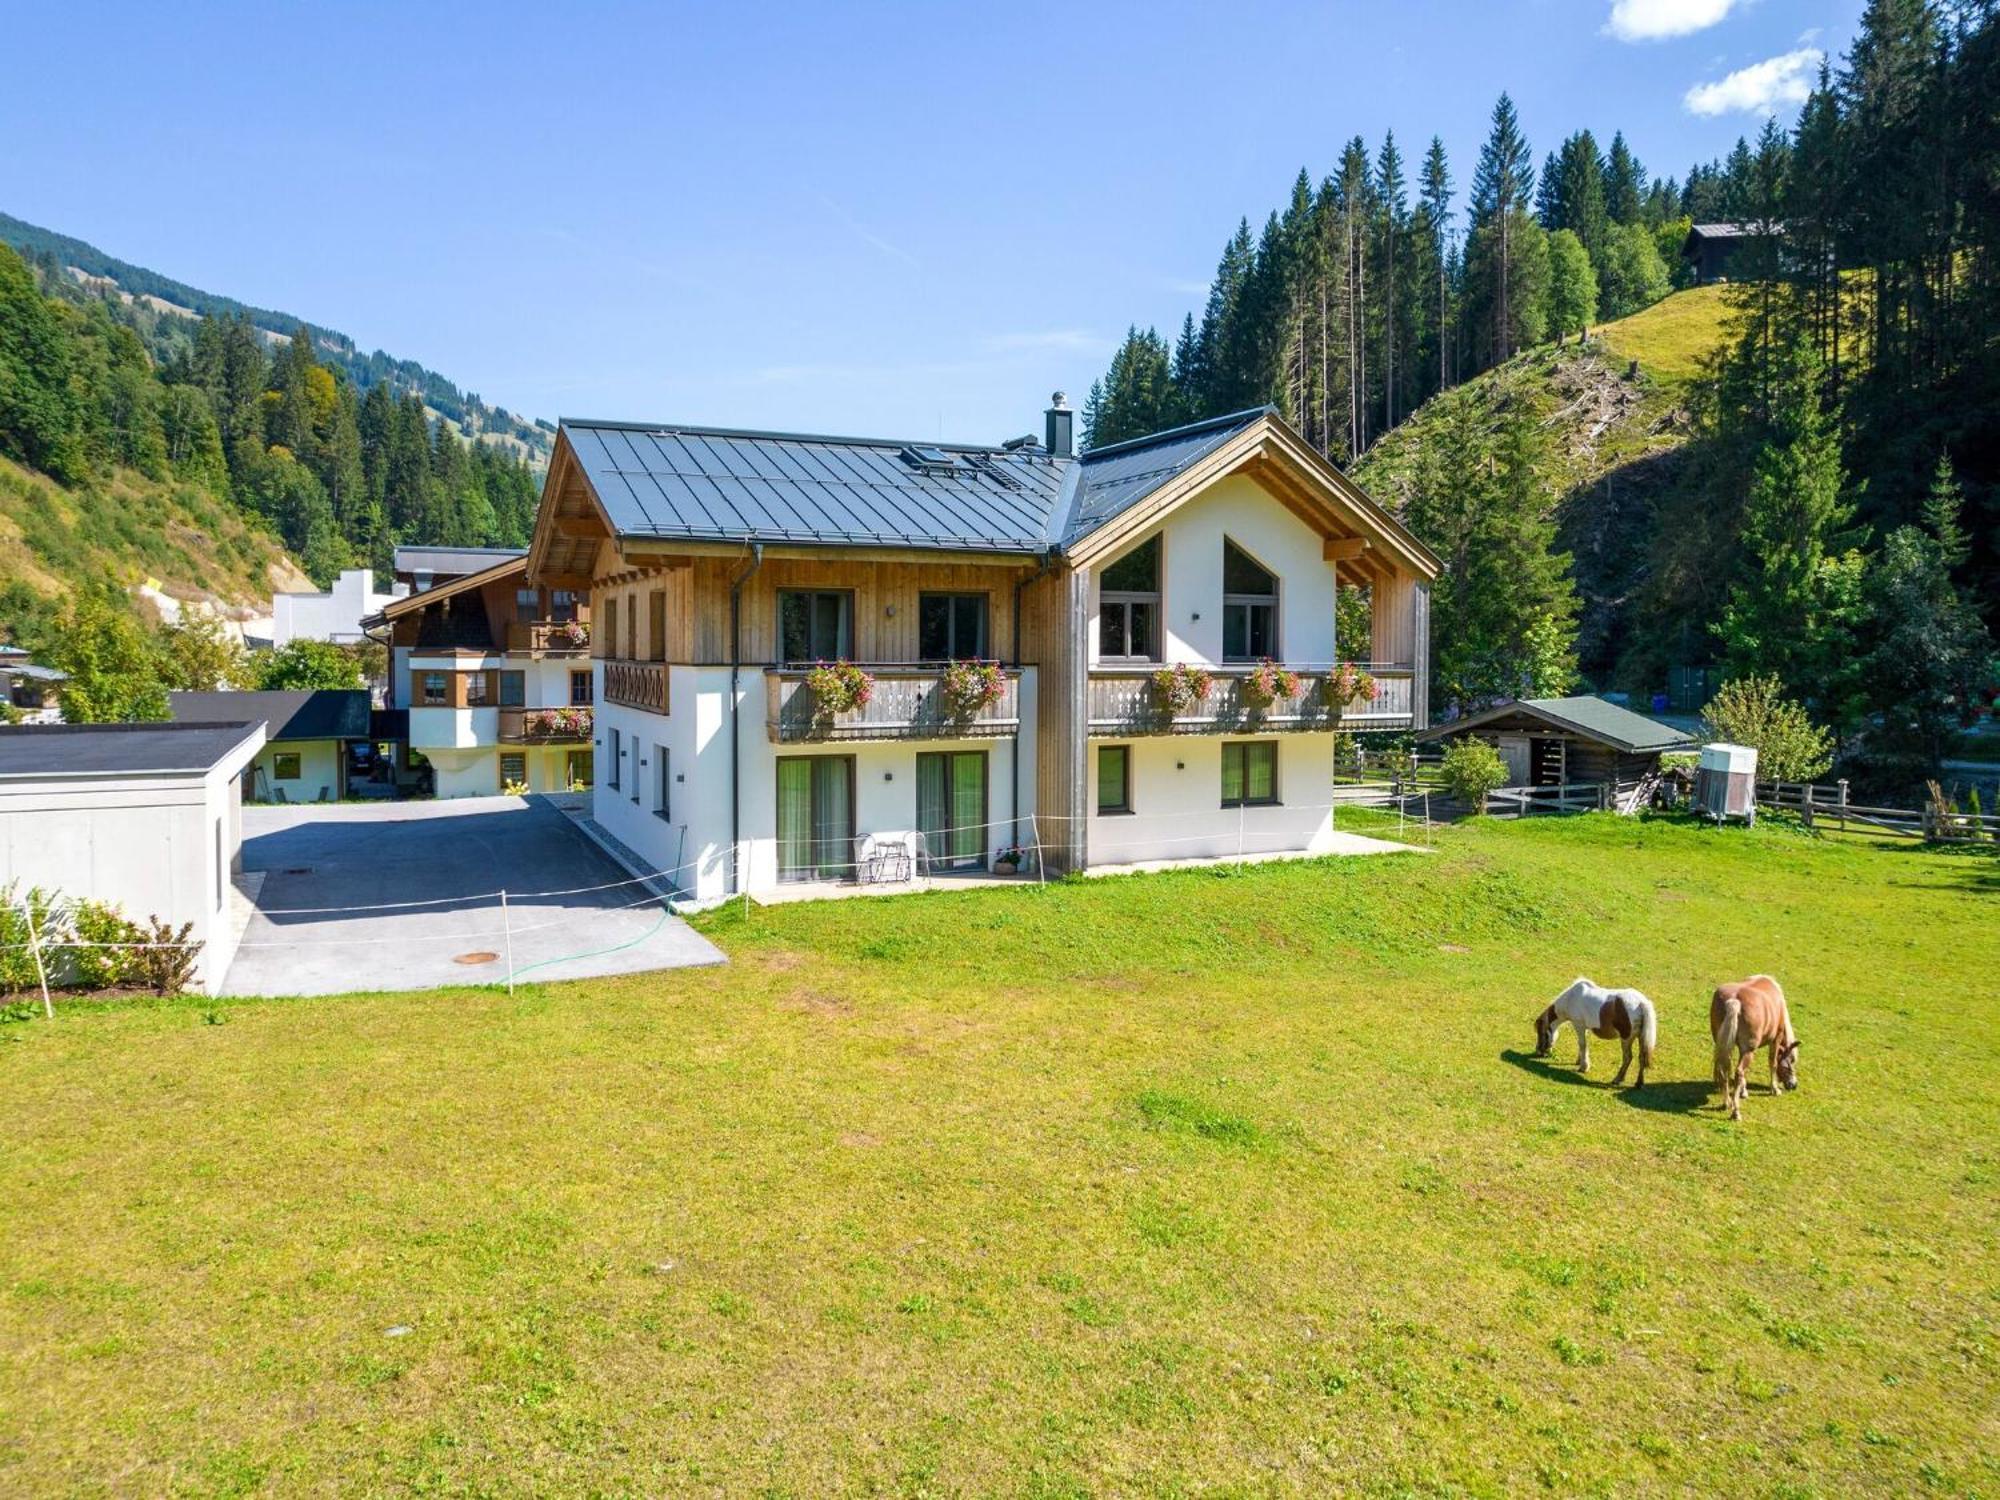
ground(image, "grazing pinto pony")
xmin=1533 ymin=978 xmax=1658 ymax=1087
xmin=1711 ymin=975 xmax=1798 ymax=1120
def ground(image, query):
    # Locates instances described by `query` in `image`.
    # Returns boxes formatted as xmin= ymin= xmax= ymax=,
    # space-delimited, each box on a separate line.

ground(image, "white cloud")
xmin=1605 ymin=0 xmax=1740 ymax=42
xmin=1683 ymin=47 xmax=1823 ymax=116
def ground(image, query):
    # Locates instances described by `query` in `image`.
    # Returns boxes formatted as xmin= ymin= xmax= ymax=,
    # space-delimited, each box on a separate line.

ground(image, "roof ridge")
xmin=561 ymin=416 xmax=1066 ymax=459
xmin=1078 ymin=405 xmax=1271 ymax=461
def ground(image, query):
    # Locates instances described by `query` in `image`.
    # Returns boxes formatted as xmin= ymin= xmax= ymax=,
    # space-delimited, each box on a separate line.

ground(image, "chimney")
xmin=1044 ymin=391 xmax=1073 ymax=458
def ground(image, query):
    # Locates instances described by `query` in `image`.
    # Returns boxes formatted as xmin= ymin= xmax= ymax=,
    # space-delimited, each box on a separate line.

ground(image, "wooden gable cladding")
xmin=526 ymin=433 xmax=615 ymax=588
xmin=587 ymin=551 xmax=1041 ymax=666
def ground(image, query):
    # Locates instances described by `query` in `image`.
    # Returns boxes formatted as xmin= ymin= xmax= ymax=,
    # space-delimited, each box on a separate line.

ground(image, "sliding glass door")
xmin=916 ymin=751 xmax=988 ymax=872
xmin=776 ymin=756 xmax=855 ymax=882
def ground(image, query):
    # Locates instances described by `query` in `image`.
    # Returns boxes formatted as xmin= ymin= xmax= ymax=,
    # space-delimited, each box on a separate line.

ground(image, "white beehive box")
xmin=1695 ymin=742 xmax=1758 ymax=822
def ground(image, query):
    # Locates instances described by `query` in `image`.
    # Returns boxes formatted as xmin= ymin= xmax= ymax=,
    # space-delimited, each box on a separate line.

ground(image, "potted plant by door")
xmin=992 ymin=843 xmax=1028 ymax=875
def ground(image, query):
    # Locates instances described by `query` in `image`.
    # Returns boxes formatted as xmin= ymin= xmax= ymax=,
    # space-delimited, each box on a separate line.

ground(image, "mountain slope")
xmin=0 ymin=210 xmax=552 ymax=464
xmin=1354 ymin=287 xmax=1731 ymax=686
xmin=0 ymin=456 xmax=308 ymax=628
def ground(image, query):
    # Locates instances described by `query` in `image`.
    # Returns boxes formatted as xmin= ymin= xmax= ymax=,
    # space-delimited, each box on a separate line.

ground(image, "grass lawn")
xmin=1599 ymin=284 xmax=1732 ymax=386
xmin=2 ymin=814 xmax=1995 ymax=1496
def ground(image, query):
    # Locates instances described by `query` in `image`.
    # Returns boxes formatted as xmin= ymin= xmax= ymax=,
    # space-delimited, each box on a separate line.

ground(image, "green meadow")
xmin=2 ymin=813 xmax=1994 ymax=1496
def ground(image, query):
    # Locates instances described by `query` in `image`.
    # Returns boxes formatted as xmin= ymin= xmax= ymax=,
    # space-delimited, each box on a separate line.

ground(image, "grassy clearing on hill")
xmin=1 ymin=814 xmax=1994 ymax=1496
xmin=1598 ymin=283 xmax=1733 ymax=387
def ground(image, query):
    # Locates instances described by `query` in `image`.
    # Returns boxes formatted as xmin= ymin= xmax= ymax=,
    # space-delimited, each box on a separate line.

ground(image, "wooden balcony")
xmin=1086 ymin=663 xmax=1416 ymax=735
xmin=505 ymin=619 xmax=590 ymax=654
xmin=604 ymin=659 xmax=669 ymax=714
xmin=498 ymin=706 xmax=594 ymax=745
xmin=765 ymin=664 xmax=1021 ymax=743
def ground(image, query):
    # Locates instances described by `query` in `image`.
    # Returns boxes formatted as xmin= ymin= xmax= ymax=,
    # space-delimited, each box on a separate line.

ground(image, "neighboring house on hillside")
xmin=524 ymin=396 xmax=1438 ymax=900
xmin=272 ymin=568 xmax=406 ymax=647
xmin=392 ymin=545 xmax=526 ymax=595
xmin=0 ymin=721 xmax=264 ymax=994
xmin=362 ymin=555 xmax=594 ymax=797
xmin=169 ymin=690 xmax=372 ymax=803
xmin=0 ymin=646 xmax=66 ymax=722
xmin=1680 ymin=222 xmax=1775 ymax=285
xmin=1417 ymin=695 xmax=1692 ymax=812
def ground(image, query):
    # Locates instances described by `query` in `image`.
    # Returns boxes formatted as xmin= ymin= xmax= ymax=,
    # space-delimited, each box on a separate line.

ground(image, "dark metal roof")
xmin=170 ymin=690 xmax=372 ymax=742
xmin=0 ymin=721 xmax=264 ymax=778
xmin=1418 ymin=695 xmax=1693 ymax=754
xmin=557 ymin=409 xmax=1274 ymax=556
xmin=392 ymin=545 xmax=526 ymax=578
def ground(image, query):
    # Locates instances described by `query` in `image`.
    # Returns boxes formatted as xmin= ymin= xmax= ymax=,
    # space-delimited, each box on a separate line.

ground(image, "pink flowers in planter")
xmin=1325 ymin=662 xmax=1380 ymax=712
xmin=551 ymin=620 xmax=590 ymax=650
xmin=939 ymin=659 xmax=1006 ymax=718
xmin=524 ymin=706 xmax=592 ymax=738
xmin=1150 ymin=662 xmax=1214 ymax=718
xmin=1239 ymin=658 xmax=1302 ymax=710
xmin=804 ymin=660 xmax=874 ymax=719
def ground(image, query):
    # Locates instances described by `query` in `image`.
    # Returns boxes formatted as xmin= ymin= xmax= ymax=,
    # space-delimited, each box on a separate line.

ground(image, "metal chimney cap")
xmin=1049 ymin=391 xmax=1070 ymax=410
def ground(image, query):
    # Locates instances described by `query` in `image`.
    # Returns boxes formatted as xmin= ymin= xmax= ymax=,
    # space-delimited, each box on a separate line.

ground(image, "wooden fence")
xmin=1755 ymin=779 xmax=2000 ymax=842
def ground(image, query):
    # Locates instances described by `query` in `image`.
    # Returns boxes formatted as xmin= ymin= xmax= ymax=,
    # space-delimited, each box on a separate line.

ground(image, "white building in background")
xmin=272 ymin=568 xmax=406 ymax=647
xmin=525 ymin=399 xmax=1437 ymax=903
xmin=0 ymin=721 xmax=265 ymax=994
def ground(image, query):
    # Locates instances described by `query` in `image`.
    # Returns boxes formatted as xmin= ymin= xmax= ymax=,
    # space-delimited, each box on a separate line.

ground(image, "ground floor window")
xmin=272 ymin=752 xmax=302 ymax=780
xmin=565 ymin=750 xmax=593 ymax=788
xmin=916 ymin=750 xmax=987 ymax=871
xmin=499 ymin=752 xmax=527 ymax=789
xmin=607 ymin=728 xmax=622 ymax=789
xmin=654 ymin=745 xmax=670 ymax=820
xmin=1220 ymin=741 xmax=1278 ymax=807
xmin=777 ymin=756 xmax=855 ymax=881
xmin=1096 ymin=745 xmax=1131 ymax=814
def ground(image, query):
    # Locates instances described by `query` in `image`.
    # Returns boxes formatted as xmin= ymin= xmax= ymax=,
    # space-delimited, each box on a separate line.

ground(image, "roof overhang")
xmin=374 ymin=552 xmax=530 ymax=621
xmin=1063 ymin=411 xmax=1441 ymax=581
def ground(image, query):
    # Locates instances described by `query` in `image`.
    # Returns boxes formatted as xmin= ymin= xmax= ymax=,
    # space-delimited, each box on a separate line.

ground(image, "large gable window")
xmin=1222 ymin=539 xmax=1278 ymax=662
xmin=1098 ymin=535 xmax=1160 ymax=662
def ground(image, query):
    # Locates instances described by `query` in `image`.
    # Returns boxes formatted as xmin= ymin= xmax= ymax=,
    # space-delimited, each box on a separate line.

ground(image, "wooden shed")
xmin=1417 ymin=695 xmax=1693 ymax=813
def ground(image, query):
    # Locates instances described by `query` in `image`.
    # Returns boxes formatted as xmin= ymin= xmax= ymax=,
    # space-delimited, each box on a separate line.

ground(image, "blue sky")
xmin=2 ymin=0 xmax=1857 ymax=443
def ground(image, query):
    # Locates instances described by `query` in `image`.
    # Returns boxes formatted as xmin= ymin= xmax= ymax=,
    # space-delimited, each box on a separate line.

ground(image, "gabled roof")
xmin=368 ymin=552 xmax=528 ymax=626
xmin=0 ymin=721 xmax=265 ymax=778
xmin=1418 ymin=695 xmax=1692 ymax=754
xmin=535 ymin=406 xmax=1439 ymax=581
xmin=392 ymin=545 xmax=526 ymax=577
xmin=169 ymin=690 xmax=371 ymax=742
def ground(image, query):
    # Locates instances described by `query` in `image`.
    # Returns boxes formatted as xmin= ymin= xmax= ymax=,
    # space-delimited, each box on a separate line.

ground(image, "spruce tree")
xmin=1469 ymin=93 xmax=1536 ymax=362
xmin=1602 ymin=131 xmax=1646 ymax=224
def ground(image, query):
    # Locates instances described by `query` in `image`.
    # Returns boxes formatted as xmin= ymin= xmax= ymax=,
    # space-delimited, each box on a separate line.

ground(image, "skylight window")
xmin=899 ymin=444 xmax=959 ymax=473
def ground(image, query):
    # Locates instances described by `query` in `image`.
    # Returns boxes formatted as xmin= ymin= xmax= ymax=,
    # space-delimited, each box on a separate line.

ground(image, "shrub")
xmin=939 ymin=659 xmax=1005 ymax=718
xmin=0 ymin=883 xmax=60 ymax=994
xmin=132 ymin=918 xmax=201 ymax=997
xmin=1151 ymin=663 xmax=1213 ymax=717
xmin=804 ymin=660 xmax=874 ymax=719
xmin=1239 ymin=659 xmax=1301 ymax=711
xmin=1441 ymin=739 xmax=1511 ymax=810
xmin=1701 ymin=675 xmax=1834 ymax=783
xmin=64 ymin=898 xmax=142 ymax=991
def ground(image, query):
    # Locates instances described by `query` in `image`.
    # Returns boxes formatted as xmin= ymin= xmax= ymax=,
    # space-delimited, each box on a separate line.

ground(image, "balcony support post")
xmin=728 ymin=542 xmax=763 ymax=897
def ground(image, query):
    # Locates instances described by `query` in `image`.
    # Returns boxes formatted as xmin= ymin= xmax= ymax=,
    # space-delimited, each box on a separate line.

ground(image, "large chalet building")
xmin=523 ymin=397 xmax=1437 ymax=899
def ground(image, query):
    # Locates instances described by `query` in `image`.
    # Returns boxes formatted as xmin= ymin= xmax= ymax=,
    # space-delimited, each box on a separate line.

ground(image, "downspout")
xmin=1010 ymin=549 xmax=1054 ymax=850
xmin=728 ymin=542 xmax=764 ymax=895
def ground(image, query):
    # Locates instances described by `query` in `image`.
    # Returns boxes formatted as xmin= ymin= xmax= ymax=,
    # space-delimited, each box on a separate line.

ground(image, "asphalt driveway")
xmin=221 ymin=796 xmax=722 ymax=997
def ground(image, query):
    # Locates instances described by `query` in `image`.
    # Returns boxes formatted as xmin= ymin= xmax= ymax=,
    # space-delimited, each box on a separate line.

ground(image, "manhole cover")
xmin=454 ymin=951 xmax=499 ymax=965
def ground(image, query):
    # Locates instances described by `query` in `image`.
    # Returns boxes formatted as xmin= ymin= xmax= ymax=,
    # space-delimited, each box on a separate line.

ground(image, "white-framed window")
xmin=1098 ymin=536 xmax=1160 ymax=661
xmin=1222 ymin=539 xmax=1278 ymax=661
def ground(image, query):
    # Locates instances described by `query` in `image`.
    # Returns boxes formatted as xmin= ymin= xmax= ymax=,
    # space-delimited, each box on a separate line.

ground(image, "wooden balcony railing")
xmin=498 ymin=706 xmax=594 ymax=744
xmin=1086 ymin=663 xmax=1415 ymax=734
xmin=603 ymin=659 xmax=669 ymax=714
xmin=505 ymin=619 xmax=591 ymax=654
xmin=765 ymin=664 xmax=1021 ymax=743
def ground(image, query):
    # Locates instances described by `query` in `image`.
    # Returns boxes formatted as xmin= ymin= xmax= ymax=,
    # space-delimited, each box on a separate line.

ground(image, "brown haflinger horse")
xmin=1710 ymin=975 xmax=1798 ymax=1120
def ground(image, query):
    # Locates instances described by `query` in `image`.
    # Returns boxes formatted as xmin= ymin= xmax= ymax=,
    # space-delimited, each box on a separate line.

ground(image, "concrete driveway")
xmin=222 ymin=796 xmax=722 ymax=997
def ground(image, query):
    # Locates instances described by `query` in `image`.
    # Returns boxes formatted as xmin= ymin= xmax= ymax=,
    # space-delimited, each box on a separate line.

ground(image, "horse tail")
xmin=1712 ymin=994 xmax=1741 ymax=1092
xmin=1638 ymin=995 xmax=1658 ymax=1063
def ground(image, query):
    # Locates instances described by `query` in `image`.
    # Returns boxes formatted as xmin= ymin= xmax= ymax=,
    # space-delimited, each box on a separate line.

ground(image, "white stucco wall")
xmin=423 ymin=745 xmax=584 ymax=798
xmin=1088 ymin=472 xmax=1343 ymax=668
xmin=594 ymin=664 xmax=1039 ymax=902
xmin=273 ymin=569 xmax=402 ymax=647
xmin=1086 ymin=733 xmax=1340 ymax=869
xmin=0 ymin=731 xmax=262 ymax=994
xmin=247 ymin=739 xmax=341 ymax=804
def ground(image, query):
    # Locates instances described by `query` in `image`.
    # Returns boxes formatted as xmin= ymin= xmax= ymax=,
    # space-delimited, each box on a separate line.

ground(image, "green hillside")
xmin=1354 ymin=287 xmax=1733 ymax=692
xmin=0 ymin=456 xmax=307 ymax=629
